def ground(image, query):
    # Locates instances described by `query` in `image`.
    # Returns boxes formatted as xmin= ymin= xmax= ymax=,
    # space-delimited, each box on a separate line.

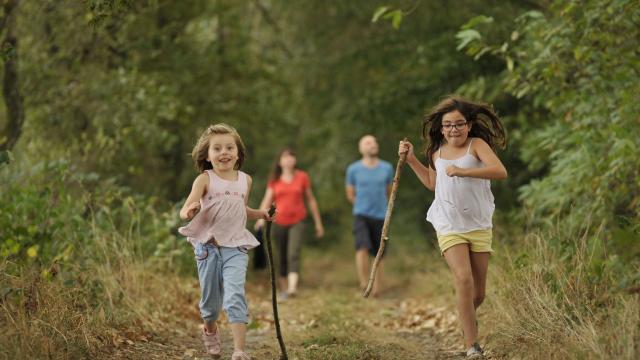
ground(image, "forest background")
xmin=1 ymin=0 xmax=638 ymax=359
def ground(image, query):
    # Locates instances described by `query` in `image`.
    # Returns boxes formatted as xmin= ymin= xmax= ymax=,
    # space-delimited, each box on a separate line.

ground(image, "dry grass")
xmin=1 ymin=222 xmax=638 ymax=359
xmin=0 ymin=222 xmax=196 ymax=360
xmin=483 ymin=228 xmax=640 ymax=359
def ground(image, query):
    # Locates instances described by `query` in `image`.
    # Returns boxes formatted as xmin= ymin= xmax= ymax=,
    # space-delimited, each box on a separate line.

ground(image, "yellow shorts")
xmin=437 ymin=229 xmax=493 ymax=255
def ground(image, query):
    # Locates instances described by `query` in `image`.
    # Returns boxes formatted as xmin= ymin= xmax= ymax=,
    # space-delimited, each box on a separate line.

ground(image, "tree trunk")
xmin=0 ymin=0 xmax=24 ymax=153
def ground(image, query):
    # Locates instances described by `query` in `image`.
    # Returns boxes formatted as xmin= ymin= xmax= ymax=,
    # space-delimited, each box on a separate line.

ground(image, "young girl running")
xmin=179 ymin=124 xmax=272 ymax=360
xmin=399 ymin=96 xmax=507 ymax=359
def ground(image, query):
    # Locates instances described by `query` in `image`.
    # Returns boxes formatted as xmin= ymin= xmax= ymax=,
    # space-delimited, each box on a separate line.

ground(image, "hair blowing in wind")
xmin=422 ymin=95 xmax=507 ymax=169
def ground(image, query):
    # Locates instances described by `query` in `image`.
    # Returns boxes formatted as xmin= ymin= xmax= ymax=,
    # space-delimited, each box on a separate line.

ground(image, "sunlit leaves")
xmin=371 ymin=5 xmax=403 ymax=29
xmin=458 ymin=0 xmax=640 ymax=239
xmin=455 ymin=29 xmax=482 ymax=50
xmin=371 ymin=6 xmax=390 ymax=22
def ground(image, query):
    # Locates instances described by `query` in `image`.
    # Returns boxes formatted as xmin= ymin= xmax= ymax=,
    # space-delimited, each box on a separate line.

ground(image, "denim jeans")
xmin=195 ymin=243 xmax=249 ymax=324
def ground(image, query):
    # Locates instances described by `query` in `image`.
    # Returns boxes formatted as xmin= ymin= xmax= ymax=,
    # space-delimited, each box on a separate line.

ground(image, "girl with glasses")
xmin=399 ymin=95 xmax=507 ymax=359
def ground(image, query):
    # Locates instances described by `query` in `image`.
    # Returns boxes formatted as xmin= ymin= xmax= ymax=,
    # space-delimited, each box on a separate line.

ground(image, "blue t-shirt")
xmin=346 ymin=160 xmax=394 ymax=220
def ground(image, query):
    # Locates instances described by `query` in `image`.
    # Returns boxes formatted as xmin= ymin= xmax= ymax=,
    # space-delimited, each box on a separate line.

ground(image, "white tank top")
xmin=426 ymin=138 xmax=495 ymax=235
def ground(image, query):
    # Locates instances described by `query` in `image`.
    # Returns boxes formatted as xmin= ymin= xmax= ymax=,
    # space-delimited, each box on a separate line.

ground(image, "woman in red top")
xmin=255 ymin=148 xmax=324 ymax=299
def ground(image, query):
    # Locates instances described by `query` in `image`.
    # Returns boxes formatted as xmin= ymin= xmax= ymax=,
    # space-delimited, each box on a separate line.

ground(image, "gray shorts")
xmin=353 ymin=215 xmax=385 ymax=257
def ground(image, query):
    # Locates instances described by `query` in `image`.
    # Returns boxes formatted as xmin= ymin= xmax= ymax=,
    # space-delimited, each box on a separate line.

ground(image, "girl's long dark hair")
xmin=269 ymin=148 xmax=296 ymax=182
xmin=422 ymin=95 xmax=506 ymax=169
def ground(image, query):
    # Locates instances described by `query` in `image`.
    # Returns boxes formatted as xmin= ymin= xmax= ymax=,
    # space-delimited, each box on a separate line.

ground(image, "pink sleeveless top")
xmin=178 ymin=170 xmax=260 ymax=249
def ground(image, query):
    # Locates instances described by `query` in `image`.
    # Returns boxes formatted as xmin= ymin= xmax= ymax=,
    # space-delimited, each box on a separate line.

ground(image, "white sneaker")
xmin=466 ymin=342 xmax=483 ymax=359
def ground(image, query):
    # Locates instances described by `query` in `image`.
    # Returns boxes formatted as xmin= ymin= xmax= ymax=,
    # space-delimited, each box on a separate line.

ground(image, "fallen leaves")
xmin=371 ymin=299 xmax=459 ymax=335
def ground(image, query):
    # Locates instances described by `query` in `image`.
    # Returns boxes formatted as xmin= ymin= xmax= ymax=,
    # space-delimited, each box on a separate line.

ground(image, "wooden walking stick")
xmin=263 ymin=204 xmax=288 ymax=360
xmin=363 ymin=137 xmax=408 ymax=298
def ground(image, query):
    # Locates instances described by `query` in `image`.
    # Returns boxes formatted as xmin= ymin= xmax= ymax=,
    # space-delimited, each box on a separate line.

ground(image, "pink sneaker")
xmin=202 ymin=328 xmax=221 ymax=358
xmin=231 ymin=350 xmax=251 ymax=360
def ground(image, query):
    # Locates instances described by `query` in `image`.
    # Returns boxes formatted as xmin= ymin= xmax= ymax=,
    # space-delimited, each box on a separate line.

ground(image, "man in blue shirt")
xmin=345 ymin=135 xmax=393 ymax=296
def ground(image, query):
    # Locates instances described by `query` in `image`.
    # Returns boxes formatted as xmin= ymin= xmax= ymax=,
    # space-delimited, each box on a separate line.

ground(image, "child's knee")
xmin=454 ymin=273 xmax=474 ymax=290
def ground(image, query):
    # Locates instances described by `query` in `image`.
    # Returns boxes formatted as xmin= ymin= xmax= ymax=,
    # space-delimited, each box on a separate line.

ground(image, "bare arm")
xmin=305 ymin=186 xmax=324 ymax=238
xmin=254 ymin=186 xmax=274 ymax=229
xmin=446 ymin=139 xmax=507 ymax=180
xmin=245 ymin=175 xmax=272 ymax=220
xmin=179 ymin=173 xmax=208 ymax=220
xmin=407 ymin=156 xmax=436 ymax=191
xmin=247 ymin=206 xmax=268 ymax=220
xmin=258 ymin=187 xmax=274 ymax=210
xmin=399 ymin=140 xmax=436 ymax=191
xmin=345 ymin=185 xmax=356 ymax=204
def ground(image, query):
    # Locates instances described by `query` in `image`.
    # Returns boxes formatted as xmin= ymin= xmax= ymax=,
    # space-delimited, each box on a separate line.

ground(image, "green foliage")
xmin=0 ymin=150 xmax=11 ymax=165
xmin=0 ymin=159 xmax=190 ymax=275
xmin=372 ymin=6 xmax=403 ymax=29
xmin=457 ymin=0 xmax=640 ymax=245
xmin=2 ymin=0 xmax=634 ymax=271
xmin=1 ymin=160 xmax=82 ymax=262
xmin=3 ymin=1 xmax=534 ymax=237
xmin=1 ymin=1 xmax=638 ymax=356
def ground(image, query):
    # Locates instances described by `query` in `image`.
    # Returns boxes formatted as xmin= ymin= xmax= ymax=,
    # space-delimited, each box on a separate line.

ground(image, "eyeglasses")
xmin=442 ymin=122 xmax=468 ymax=131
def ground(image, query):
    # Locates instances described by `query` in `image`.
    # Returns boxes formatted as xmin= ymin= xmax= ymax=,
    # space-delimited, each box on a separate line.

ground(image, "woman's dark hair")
xmin=269 ymin=148 xmax=296 ymax=182
xmin=422 ymin=95 xmax=506 ymax=169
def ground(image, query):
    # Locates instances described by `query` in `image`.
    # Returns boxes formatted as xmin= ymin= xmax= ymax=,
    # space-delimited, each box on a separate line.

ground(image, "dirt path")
xmin=104 ymin=243 xmax=486 ymax=359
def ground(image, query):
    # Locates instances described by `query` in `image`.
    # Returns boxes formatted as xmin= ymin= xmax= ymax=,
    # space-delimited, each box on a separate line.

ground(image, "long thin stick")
xmin=363 ymin=137 xmax=408 ymax=298
xmin=263 ymin=204 xmax=288 ymax=360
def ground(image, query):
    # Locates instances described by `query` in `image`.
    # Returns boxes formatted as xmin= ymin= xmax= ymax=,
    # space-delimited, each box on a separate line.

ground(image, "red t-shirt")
xmin=268 ymin=170 xmax=310 ymax=226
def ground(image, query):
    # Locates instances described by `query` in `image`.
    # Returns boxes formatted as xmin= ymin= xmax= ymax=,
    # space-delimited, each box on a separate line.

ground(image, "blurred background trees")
xmin=1 ymin=0 xmax=638 ymax=299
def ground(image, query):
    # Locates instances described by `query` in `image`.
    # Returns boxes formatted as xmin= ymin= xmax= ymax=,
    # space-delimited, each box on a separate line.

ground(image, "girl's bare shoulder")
xmin=471 ymin=137 xmax=490 ymax=147
xmin=470 ymin=137 xmax=490 ymax=152
xmin=193 ymin=172 xmax=210 ymax=192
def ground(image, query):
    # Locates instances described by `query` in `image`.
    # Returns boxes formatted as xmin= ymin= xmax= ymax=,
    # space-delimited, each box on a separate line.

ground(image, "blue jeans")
xmin=195 ymin=243 xmax=249 ymax=324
